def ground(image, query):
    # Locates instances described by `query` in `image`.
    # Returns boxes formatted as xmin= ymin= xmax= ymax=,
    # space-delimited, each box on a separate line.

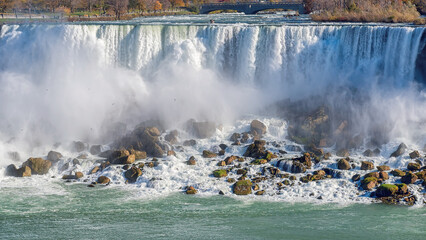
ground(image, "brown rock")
xmin=202 ymin=150 xmax=217 ymax=158
xmin=186 ymin=186 xmax=198 ymax=194
xmin=409 ymin=150 xmax=420 ymax=159
xmin=167 ymin=150 xmax=176 ymax=156
xmin=90 ymin=166 xmax=100 ymax=174
xmin=401 ymin=172 xmax=418 ymax=184
xmin=75 ymin=172 xmax=83 ymax=179
xmin=407 ymin=163 xmax=421 ymax=171
xmin=112 ymin=154 xmax=135 ymax=165
xmin=337 ymin=159 xmax=351 ymax=170
xmin=47 ymin=151 xmax=62 ymax=162
xmin=217 ymin=161 xmax=226 ymax=166
xmin=361 ymin=177 xmax=378 ymax=190
xmin=124 ymin=167 xmax=142 ymax=183
xmin=361 ymin=161 xmax=374 ymax=171
xmin=165 ymin=130 xmax=178 ymax=144
xmin=250 ymin=120 xmax=267 ymax=136
xmin=390 ymin=169 xmax=406 ymax=177
xmin=22 ymin=158 xmax=52 ymax=175
xmin=379 ymin=171 xmax=389 ymax=180
xmin=97 ymin=176 xmax=110 ymax=184
xmin=187 ymin=156 xmax=196 ymax=165
xmin=129 ymin=149 xmax=147 ymax=160
xmin=224 ymin=156 xmax=237 ymax=165
xmin=336 ymin=149 xmax=350 ymax=158
xmin=377 ymin=165 xmax=390 ymax=171
xmin=233 ymin=180 xmax=252 ymax=195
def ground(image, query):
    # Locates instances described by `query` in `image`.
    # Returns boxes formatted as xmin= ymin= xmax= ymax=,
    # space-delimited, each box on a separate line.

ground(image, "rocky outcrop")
xmin=22 ymin=158 xmax=52 ymax=175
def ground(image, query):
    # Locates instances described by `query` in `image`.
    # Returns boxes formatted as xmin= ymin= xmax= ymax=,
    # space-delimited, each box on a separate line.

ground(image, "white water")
xmin=0 ymin=22 xmax=425 ymax=203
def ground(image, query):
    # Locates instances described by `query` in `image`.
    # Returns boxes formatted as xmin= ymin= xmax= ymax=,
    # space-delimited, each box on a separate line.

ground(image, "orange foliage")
xmin=154 ymin=0 xmax=162 ymax=11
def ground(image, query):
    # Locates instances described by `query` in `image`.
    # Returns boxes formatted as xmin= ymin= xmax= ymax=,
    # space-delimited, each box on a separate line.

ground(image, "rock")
xmin=401 ymin=172 xmax=418 ymax=184
xmin=363 ymin=149 xmax=374 ymax=157
xmin=217 ymin=161 xmax=226 ymax=166
xmin=390 ymin=169 xmax=406 ymax=177
xmin=306 ymin=144 xmax=324 ymax=156
xmin=409 ymin=150 xmax=420 ymax=159
xmin=87 ymin=184 xmax=95 ymax=188
xmin=291 ymin=161 xmax=306 ymax=173
xmin=233 ymin=180 xmax=252 ymax=195
xmin=167 ymin=150 xmax=176 ymax=156
xmin=7 ymin=152 xmax=20 ymax=161
xmin=22 ymin=158 xmax=52 ymax=175
xmin=390 ymin=143 xmax=407 ymax=158
xmin=313 ymin=170 xmax=326 ymax=177
xmin=337 ymin=159 xmax=351 ymax=170
xmin=269 ymin=167 xmax=281 ymax=176
xmin=407 ymin=163 xmax=421 ymax=171
xmin=99 ymin=150 xmax=114 ymax=158
xmin=129 ymin=149 xmax=147 ymax=160
xmin=255 ymin=190 xmax=265 ymax=195
xmin=213 ymin=169 xmax=227 ymax=178
xmin=379 ymin=171 xmax=389 ymax=180
xmin=108 ymin=150 xmax=130 ymax=160
xmin=230 ymin=133 xmax=241 ymax=142
xmin=77 ymin=153 xmax=88 ymax=159
xmin=323 ymin=152 xmax=331 ymax=160
xmin=187 ymin=156 xmax=196 ymax=165
xmin=250 ymin=120 xmax=267 ymax=136
xmin=185 ymin=186 xmax=198 ymax=194
xmin=251 ymin=159 xmax=268 ymax=165
xmin=361 ymin=177 xmax=378 ymax=190
xmin=218 ymin=150 xmax=225 ymax=156
xmin=183 ymin=139 xmax=196 ymax=146
xmin=62 ymin=174 xmax=77 ymax=180
xmin=165 ymin=130 xmax=179 ymax=144
xmin=336 ymin=149 xmax=350 ymax=158
xmin=112 ymin=154 xmax=135 ymax=165
xmin=224 ymin=156 xmax=237 ymax=165
xmin=219 ymin=144 xmax=228 ymax=150
xmin=72 ymin=158 xmax=80 ymax=166
xmin=236 ymin=169 xmax=247 ymax=175
xmin=75 ymin=172 xmax=83 ymax=179
xmin=227 ymin=178 xmax=236 ymax=183
xmin=279 ymin=150 xmax=288 ymax=154
xmin=396 ymin=183 xmax=408 ymax=194
xmin=6 ymin=164 xmax=31 ymax=177
xmin=243 ymin=140 xmax=267 ymax=159
xmin=376 ymin=184 xmax=399 ymax=197
xmin=218 ymin=190 xmax=225 ymax=195
xmin=47 ymin=151 xmax=62 ymax=162
xmin=377 ymin=165 xmax=390 ymax=171
xmin=361 ymin=161 xmax=374 ymax=171
xmin=202 ymin=150 xmax=217 ymax=158
xmin=293 ymin=153 xmax=312 ymax=169
xmin=191 ymin=121 xmax=216 ymax=139
xmin=364 ymin=172 xmax=380 ymax=179
xmin=5 ymin=164 xmax=18 ymax=177
xmin=352 ymin=174 xmax=361 ymax=181
xmin=124 ymin=167 xmax=142 ymax=183
xmin=289 ymin=176 xmax=297 ymax=181
xmin=72 ymin=141 xmax=86 ymax=152
xmin=90 ymin=166 xmax=100 ymax=174
xmin=97 ymin=176 xmax=110 ymax=184
xmin=90 ymin=145 xmax=102 ymax=155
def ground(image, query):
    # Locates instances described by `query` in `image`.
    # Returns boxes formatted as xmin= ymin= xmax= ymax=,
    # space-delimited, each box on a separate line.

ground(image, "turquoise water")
xmin=0 ymin=182 xmax=424 ymax=240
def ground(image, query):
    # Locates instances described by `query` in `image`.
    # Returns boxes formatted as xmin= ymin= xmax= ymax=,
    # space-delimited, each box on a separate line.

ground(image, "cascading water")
xmin=0 ymin=21 xmax=425 ymax=204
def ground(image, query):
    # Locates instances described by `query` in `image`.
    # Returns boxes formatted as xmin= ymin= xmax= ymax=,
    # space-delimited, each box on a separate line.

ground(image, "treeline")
xmin=306 ymin=0 xmax=426 ymax=23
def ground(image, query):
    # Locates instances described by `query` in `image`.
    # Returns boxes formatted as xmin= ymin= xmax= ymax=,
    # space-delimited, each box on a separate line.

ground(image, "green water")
xmin=0 ymin=183 xmax=424 ymax=239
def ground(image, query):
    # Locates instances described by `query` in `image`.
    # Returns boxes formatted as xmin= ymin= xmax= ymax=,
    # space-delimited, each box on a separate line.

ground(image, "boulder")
xmin=337 ymin=159 xmax=351 ymax=170
xmin=124 ymin=167 xmax=142 ymax=183
xmin=364 ymin=172 xmax=380 ymax=179
xmin=390 ymin=143 xmax=407 ymax=158
xmin=233 ymin=180 xmax=252 ymax=195
xmin=165 ymin=130 xmax=179 ymax=144
xmin=187 ymin=156 xmax=196 ymax=165
xmin=361 ymin=177 xmax=378 ymax=190
xmin=217 ymin=161 xmax=226 ymax=166
xmin=219 ymin=144 xmax=228 ymax=150
xmin=250 ymin=120 xmax=267 ymax=136
xmin=72 ymin=141 xmax=86 ymax=152
xmin=191 ymin=121 xmax=216 ymax=139
xmin=129 ymin=149 xmax=147 ymax=160
xmin=361 ymin=161 xmax=374 ymax=170
xmin=183 ymin=139 xmax=196 ymax=146
xmin=305 ymin=144 xmax=324 ymax=156
xmin=97 ymin=176 xmax=110 ymax=184
xmin=390 ymin=169 xmax=406 ymax=177
xmin=407 ymin=163 xmax=421 ymax=171
xmin=293 ymin=153 xmax=312 ymax=169
xmin=290 ymin=161 xmax=306 ymax=173
xmin=167 ymin=150 xmax=176 ymax=156
xmin=213 ymin=169 xmax=227 ymax=178
xmin=22 ymin=158 xmax=52 ymax=175
xmin=6 ymin=164 xmax=31 ymax=177
xmin=224 ymin=156 xmax=237 ymax=165
xmin=379 ymin=171 xmax=389 ymax=180
xmin=336 ymin=149 xmax=350 ymax=158
xmin=185 ymin=186 xmax=198 ymax=194
xmin=255 ymin=190 xmax=265 ymax=195
xmin=90 ymin=166 xmax=100 ymax=174
xmin=230 ymin=133 xmax=241 ymax=142
xmin=236 ymin=169 xmax=247 ymax=175
xmin=409 ymin=150 xmax=420 ymax=159
xmin=377 ymin=165 xmax=390 ymax=171
xmin=401 ymin=172 xmax=418 ymax=184
xmin=243 ymin=140 xmax=267 ymax=159
xmin=202 ymin=150 xmax=217 ymax=158
xmin=396 ymin=183 xmax=408 ymax=194
xmin=352 ymin=174 xmax=361 ymax=181
xmin=75 ymin=172 xmax=83 ymax=179
xmin=90 ymin=145 xmax=102 ymax=155
xmin=112 ymin=154 xmax=135 ymax=165
xmin=47 ymin=151 xmax=62 ymax=162
xmin=376 ymin=184 xmax=399 ymax=197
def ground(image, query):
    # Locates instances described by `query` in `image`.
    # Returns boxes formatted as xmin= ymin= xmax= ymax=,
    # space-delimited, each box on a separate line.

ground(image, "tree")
xmin=153 ymin=0 xmax=162 ymax=11
xmin=107 ymin=0 xmax=128 ymax=19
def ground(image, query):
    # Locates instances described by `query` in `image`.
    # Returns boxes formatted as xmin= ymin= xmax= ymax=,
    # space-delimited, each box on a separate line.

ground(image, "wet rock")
xmin=409 ymin=150 xmax=420 ymax=159
xmin=289 ymin=175 xmax=297 ymax=181
xmin=323 ymin=152 xmax=331 ymax=160
xmin=167 ymin=150 xmax=176 ymax=157
xmin=217 ymin=161 xmax=226 ymax=166
xmin=336 ymin=149 xmax=350 ymax=158
xmin=337 ymin=159 xmax=351 ymax=170
xmin=224 ymin=156 xmax=237 ymax=165
xmin=227 ymin=178 xmax=236 ymax=183
xmin=124 ymin=167 xmax=142 ymax=183
xmin=99 ymin=150 xmax=114 ymax=158
xmin=112 ymin=154 xmax=135 ymax=165
xmin=5 ymin=164 xmax=18 ymax=177
xmin=202 ymin=150 xmax=217 ymax=158
xmin=230 ymin=133 xmax=241 ymax=142
xmin=291 ymin=161 xmax=306 ymax=173
xmin=251 ymin=159 xmax=268 ymax=165
xmin=165 ymin=130 xmax=179 ymax=144
xmin=269 ymin=167 xmax=281 ymax=176
xmin=380 ymin=171 xmax=389 ymax=180
xmin=313 ymin=170 xmax=326 ymax=177
xmin=72 ymin=158 xmax=80 ymax=166
xmin=129 ymin=149 xmax=147 ymax=160
xmin=390 ymin=169 xmax=406 ymax=177
xmin=90 ymin=166 xmax=100 ymax=174
xmin=190 ymin=121 xmax=216 ymax=139
xmin=363 ymin=149 xmax=374 ymax=157
xmin=390 ymin=143 xmax=407 ymax=158
xmin=407 ymin=163 xmax=421 ymax=171
xmin=293 ymin=153 xmax=312 ymax=169
xmin=213 ymin=169 xmax=227 ymax=178
xmin=97 ymin=176 xmax=110 ymax=184
xmin=401 ymin=172 xmax=418 ymax=184
xmin=361 ymin=161 xmax=374 ymax=171
xmin=218 ymin=150 xmax=225 ymax=156
xmin=250 ymin=120 xmax=267 ymax=136
xmin=305 ymin=144 xmax=324 ymax=156
xmin=352 ymin=174 xmax=361 ymax=181
xmin=6 ymin=164 xmax=31 ymax=177
xmin=377 ymin=165 xmax=390 ymax=171
xmin=361 ymin=177 xmax=378 ymax=190
xmin=376 ymin=184 xmax=399 ymax=197
xmin=87 ymin=184 xmax=95 ymax=188
xmin=47 ymin=151 xmax=62 ymax=162
xmin=183 ymin=139 xmax=196 ymax=146
xmin=187 ymin=156 xmax=196 ymax=165
xmin=62 ymin=172 xmax=83 ymax=180
xmin=233 ymin=180 xmax=252 ymax=195
xmin=279 ymin=150 xmax=288 ymax=154
xmin=219 ymin=144 xmax=228 ymax=151
xmin=75 ymin=172 xmax=83 ymax=179
xmin=243 ymin=140 xmax=267 ymax=159
xmin=236 ymin=169 xmax=247 ymax=175
xmin=218 ymin=190 xmax=225 ymax=195
xmin=72 ymin=141 xmax=86 ymax=152
xmin=185 ymin=186 xmax=198 ymax=194
xmin=255 ymin=190 xmax=265 ymax=195
xmin=89 ymin=145 xmax=102 ymax=155
xmin=22 ymin=158 xmax=52 ymax=175
xmin=364 ymin=172 xmax=380 ymax=179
